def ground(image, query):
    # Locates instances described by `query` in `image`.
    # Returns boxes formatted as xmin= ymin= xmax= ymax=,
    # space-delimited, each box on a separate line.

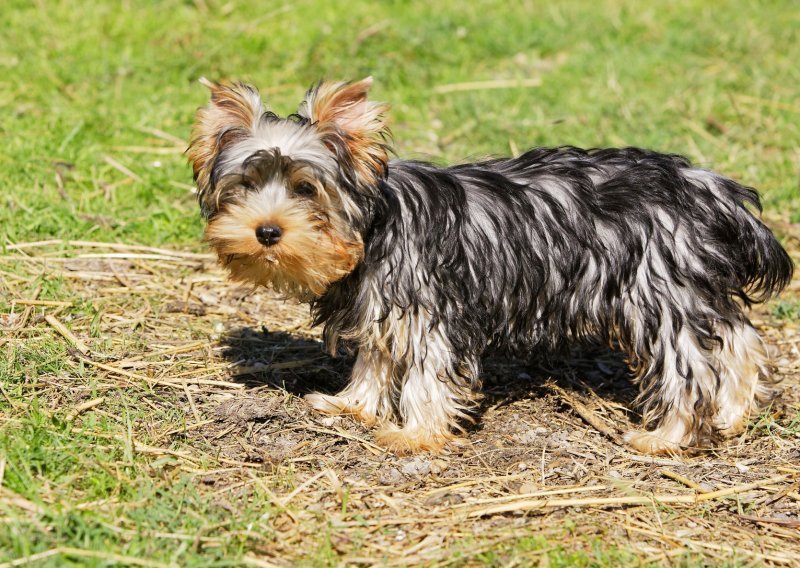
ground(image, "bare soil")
xmin=4 ymin=222 xmax=799 ymax=565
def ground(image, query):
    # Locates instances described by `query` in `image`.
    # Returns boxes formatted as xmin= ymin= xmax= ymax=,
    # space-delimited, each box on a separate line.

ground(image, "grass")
xmin=2 ymin=0 xmax=800 ymax=249
xmin=771 ymin=299 xmax=800 ymax=321
xmin=1 ymin=0 xmax=799 ymax=566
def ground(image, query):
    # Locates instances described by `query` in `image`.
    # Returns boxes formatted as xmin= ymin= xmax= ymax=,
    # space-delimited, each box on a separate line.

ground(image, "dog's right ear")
xmin=187 ymin=78 xmax=264 ymax=205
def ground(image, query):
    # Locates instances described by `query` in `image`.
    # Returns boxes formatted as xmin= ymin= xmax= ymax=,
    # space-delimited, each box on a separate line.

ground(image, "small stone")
xmin=401 ymin=457 xmax=431 ymax=476
xmin=377 ymin=467 xmax=403 ymax=485
xmin=512 ymin=431 xmax=536 ymax=445
xmin=430 ymin=459 xmax=448 ymax=474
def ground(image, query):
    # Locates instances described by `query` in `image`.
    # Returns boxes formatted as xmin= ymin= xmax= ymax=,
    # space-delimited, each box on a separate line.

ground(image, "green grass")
xmin=1 ymin=0 xmax=799 ymax=250
xmin=771 ymin=298 xmax=800 ymax=320
xmin=1 ymin=0 xmax=799 ymax=565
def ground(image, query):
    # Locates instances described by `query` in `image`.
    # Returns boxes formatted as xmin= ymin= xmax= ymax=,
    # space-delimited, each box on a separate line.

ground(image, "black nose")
xmin=255 ymin=224 xmax=282 ymax=246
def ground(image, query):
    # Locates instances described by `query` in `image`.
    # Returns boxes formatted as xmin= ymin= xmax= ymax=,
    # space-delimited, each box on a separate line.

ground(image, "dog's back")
xmin=378 ymin=149 xmax=791 ymax=352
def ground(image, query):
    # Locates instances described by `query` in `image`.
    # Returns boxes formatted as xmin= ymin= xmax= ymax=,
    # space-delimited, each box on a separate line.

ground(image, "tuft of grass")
xmin=771 ymin=299 xmax=800 ymax=321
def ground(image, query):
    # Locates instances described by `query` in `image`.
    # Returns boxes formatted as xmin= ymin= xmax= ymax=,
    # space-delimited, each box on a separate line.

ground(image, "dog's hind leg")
xmin=710 ymin=318 xmax=779 ymax=438
xmin=621 ymin=305 xmax=720 ymax=455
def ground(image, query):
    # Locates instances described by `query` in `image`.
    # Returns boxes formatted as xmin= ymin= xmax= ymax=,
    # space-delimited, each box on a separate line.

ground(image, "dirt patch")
xmin=2 ymin=235 xmax=799 ymax=565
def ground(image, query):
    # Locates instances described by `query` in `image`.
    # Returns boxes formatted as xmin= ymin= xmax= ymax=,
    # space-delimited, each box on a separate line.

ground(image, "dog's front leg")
xmin=374 ymin=320 xmax=478 ymax=454
xmin=305 ymin=348 xmax=394 ymax=426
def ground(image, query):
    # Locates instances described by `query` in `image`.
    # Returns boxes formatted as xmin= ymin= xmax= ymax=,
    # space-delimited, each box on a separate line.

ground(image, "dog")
xmin=187 ymin=77 xmax=793 ymax=455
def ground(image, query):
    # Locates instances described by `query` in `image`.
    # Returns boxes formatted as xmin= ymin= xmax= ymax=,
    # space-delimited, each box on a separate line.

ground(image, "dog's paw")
xmin=714 ymin=418 xmax=747 ymax=439
xmin=305 ymin=392 xmax=377 ymax=426
xmin=374 ymin=424 xmax=462 ymax=455
xmin=623 ymin=429 xmax=682 ymax=455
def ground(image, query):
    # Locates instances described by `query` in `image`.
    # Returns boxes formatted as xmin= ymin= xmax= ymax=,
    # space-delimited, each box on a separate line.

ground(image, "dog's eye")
xmin=294 ymin=181 xmax=316 ymax=198
xmin=241 ymin=180 xmax=258 ymax=191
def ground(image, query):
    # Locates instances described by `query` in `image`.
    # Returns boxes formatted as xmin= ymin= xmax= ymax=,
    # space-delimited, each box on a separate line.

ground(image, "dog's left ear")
xmin=187 ymin=78 xmax=264 ymax=210
xmin=299 ymin=77 xmax=391 ymax=187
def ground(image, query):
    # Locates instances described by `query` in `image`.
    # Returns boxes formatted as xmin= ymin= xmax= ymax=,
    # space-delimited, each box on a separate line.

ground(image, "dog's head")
xmin=187 ymin=78 xmax=390 ymax=299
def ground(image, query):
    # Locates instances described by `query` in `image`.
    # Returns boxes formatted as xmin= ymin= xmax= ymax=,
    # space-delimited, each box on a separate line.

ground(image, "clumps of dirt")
xmin=214 ymin=396 xmax=285 ymax=423
xmin=5 ymin=236 xmax=798 ymax=565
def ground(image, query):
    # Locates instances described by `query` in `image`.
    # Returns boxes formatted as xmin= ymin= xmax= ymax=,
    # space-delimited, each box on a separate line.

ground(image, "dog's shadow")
xmin=479 ymin=345 xmax=640 ymax=427
xmin=218 ymin=326 xmax=640 ymax=425
xmin=218 ymin=326 xmax=351 ymax=396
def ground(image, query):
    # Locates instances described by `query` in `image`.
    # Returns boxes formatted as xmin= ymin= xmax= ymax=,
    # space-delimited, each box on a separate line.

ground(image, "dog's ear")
xmin=187 ymin=78 xmax=264 ymax=205
xmin=299 ymin=77 xmax=391 ymax=187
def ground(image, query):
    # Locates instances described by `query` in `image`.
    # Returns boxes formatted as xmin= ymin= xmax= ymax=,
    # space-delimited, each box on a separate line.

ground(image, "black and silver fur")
xmin=189 ymin=78 xmax=793 ymax=455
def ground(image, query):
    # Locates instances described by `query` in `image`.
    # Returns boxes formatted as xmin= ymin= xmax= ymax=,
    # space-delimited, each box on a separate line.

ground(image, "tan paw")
xmin=374 ymin=424 xmax=461 ymax=455
xmin=624 ymin=430 xmax=682 ymax=455
xmin=714 ymin=417 xmax=747 ymax=439
xmin=304 ymin=392 xmax=377 ymax=426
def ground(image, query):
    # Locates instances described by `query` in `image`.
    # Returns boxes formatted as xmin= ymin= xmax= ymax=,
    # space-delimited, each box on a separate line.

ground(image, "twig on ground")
xmin=465 ymin=474 xmax=791 ymax=517
xmin=546 ymin=382 xmax=623 ymax=444
xmin=65 ymin=397 xmax=105 ymax=422
xmin=45 ymin=314 xmax=90 ymax=355
xmin=433 ymin=78 xmax=542 ymax=93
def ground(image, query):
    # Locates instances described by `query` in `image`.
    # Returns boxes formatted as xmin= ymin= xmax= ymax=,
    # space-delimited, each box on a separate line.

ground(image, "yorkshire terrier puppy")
xmin=187 ymin=77 xmax=792 ymax=455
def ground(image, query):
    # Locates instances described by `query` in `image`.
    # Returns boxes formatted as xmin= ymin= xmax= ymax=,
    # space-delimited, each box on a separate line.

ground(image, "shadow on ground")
xmin=216 ymin=325 xmax=640 ymax=431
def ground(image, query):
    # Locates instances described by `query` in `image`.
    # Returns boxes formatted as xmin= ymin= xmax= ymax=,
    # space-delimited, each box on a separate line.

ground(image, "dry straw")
xmin=2 ymin=237 xmax=799 ymax=565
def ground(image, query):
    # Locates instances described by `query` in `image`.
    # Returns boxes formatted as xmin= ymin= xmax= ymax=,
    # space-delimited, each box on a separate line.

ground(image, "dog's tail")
xmin=682 ymin=168 xmax=793 ymax=304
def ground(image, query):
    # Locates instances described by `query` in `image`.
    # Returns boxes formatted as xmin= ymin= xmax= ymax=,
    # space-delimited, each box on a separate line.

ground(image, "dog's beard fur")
xmin=203 ymin=163 xmax=364 ymax=299
xmin=187 ymin=78 xmax=794 ymax=455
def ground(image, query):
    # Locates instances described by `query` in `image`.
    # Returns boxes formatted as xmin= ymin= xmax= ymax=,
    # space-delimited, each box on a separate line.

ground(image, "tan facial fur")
xmin=187 ymin=78 xmax=390 ymax=299
xmin=204 ymin=188 xmax=363 ymax=299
